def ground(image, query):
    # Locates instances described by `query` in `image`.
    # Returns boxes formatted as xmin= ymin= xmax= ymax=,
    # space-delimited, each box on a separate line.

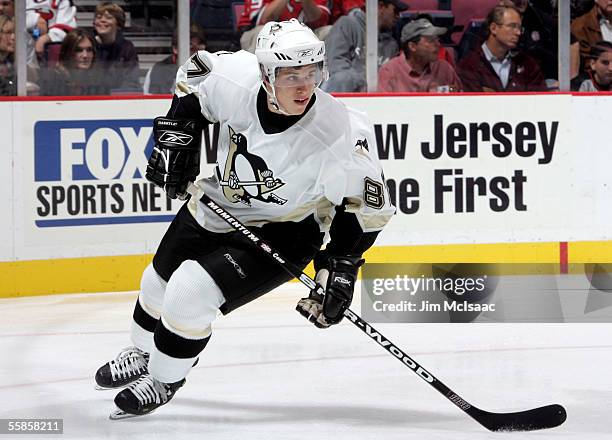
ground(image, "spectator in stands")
xmin=0 ymin=14 xmax=15 ymax=95
xmin=143 ymin=25 xmax=207 ymax=95
xmin=0 ymin=1 xmax=76 ymax=54
xmin=410 ymin=12 xmax=457 ymax=67
xmin=237 ymin=0 xmax=258 ymax=34
xmin=239 ymin=0 xmax=330 ymax=52
xmin=378 ymin=18 xmax=462 ymax=92
xmin=330 ymin=0 xmax=365 ymax=24
xmin=0 ymin=14 xmax=39 ymax=95
xmin=572 ymin=0 xmax=612 ymax=71
xmin=323 ymin=0 xmax=408 ymax=92
xmin=501 ymin=0 xmax=558 ymax=79
xmin=0 ymin=0 xmax=68 ymax=63
xmin=93 ymin=2 xmax=140 ymax=92
xmin=190 ymin=25 xmax=208 ymax=52
xmin=26 ymin=0 xmax=77 ymax=56
xmin=262 ymin=0 xmax=330 ymax=26
xmin=40 ymin=29 xmax=110 ymax=96
xmin=457 ymin=4 xmax=546 ymax=92
xmin=578 ymin=40 xmax=612 ymax=90
xmin=0 ymin=1 xmax=13 ymax=17
xmin=572 ymin=0 xmax=597 ymax=19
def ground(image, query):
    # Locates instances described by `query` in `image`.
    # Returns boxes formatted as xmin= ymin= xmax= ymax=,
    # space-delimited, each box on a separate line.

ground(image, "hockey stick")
xmin=219 ymin=180 xmax=277 ymax=187
xmin=195 ymin=189 xmax=567 ymax=432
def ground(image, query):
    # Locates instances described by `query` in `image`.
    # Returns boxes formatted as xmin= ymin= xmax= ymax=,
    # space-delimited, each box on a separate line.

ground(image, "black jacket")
xmin=40 ymin=66 xmax=111 ymax=96
xmin=519 ymin=5 xmax=558 ymax=79
xmin=95 ymin=31 xmax=140 ymax=92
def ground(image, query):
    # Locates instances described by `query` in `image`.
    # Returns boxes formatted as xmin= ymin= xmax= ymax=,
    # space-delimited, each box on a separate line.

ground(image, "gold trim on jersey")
xmin=344 ymin=196 xmax=395 ymax=230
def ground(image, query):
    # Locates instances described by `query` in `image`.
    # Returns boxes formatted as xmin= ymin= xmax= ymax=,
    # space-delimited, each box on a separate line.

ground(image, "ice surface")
xmin=0 ymin=283 xmax=610 ymax=439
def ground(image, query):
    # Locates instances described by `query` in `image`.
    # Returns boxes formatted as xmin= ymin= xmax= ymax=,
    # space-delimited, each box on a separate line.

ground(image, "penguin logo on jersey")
xmin=218 ymin=126 xmax=287 ymax=206
xmin=355 ymin=138 xmax=369 ymax=152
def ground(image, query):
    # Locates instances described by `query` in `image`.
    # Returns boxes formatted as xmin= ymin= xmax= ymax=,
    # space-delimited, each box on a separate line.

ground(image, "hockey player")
xmin=95 ymin=18 xmax=395 ymax=419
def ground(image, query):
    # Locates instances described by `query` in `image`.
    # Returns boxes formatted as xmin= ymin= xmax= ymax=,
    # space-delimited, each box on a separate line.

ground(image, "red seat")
xmin=455 ymin=17 xmax=485 ymax=59
xmin=451 ymin=0 xmax=498 ymax=44
xmin=232 ymin=2 xmax=245 ymax=31
xmin=405 ymin=0 xmax=440 ymax=9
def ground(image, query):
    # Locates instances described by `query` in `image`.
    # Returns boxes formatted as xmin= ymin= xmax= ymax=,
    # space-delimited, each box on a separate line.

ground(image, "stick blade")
xmin=471 ymin=404 xmax=567 ymax=432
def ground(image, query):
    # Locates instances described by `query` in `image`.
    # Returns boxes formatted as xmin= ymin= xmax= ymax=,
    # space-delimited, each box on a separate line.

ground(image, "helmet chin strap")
xmin=263 ymin=81 xmax=293 ymax=116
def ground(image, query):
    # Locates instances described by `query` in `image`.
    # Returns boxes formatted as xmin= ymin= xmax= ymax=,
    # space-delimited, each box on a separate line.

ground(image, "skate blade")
xmin=109 ymin=407 xmax=155 ymax=420
xmin=95 ymin=384 xmax=114 ymax=391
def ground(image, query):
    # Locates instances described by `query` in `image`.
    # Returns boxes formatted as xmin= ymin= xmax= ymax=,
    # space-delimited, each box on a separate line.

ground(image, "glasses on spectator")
xmin=500 ymin=23 xmax=524 ymax=33
xmin=75 ymin=47 xmax=94 ymax=53
xmin=1 ymin=29 xmax=14 ymax=36
xmin=0 ymin=1 xmax=12 ymax=6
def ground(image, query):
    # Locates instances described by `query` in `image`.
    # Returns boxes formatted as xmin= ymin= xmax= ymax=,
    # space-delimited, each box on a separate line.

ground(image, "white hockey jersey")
xmin=26 ymin=0 xmax=76 ymax=43
xmin=175 ymin=50 xmax=395 ymax=235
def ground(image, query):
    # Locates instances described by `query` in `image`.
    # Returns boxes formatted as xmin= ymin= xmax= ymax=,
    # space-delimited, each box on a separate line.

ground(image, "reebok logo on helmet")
xmin=297 ymin=49 xmax=314 ymax=57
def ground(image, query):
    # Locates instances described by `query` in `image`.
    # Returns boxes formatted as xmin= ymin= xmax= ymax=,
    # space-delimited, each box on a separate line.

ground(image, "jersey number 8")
xmin=364 ymin=177 xmax=385 ymax=209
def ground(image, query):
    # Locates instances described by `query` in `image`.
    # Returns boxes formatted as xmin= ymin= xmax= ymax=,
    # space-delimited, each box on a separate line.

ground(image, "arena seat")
xmin=450 ymin=0 xmax=498 ymax=44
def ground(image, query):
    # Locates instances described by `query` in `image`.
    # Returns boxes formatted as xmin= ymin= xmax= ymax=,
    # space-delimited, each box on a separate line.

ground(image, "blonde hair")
xmin=0 ymin=14 xmax=14 ymax=59
xmin=0 ymin=14 xmax=12 ymax=35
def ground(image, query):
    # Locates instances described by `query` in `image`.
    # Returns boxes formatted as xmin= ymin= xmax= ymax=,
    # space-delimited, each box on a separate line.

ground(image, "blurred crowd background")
xmin=0 ymin=0 xmax=610 ymax=97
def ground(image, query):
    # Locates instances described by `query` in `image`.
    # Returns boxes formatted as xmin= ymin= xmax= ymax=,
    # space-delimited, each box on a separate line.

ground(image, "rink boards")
xmin=1 ymin=93 xmax=611 ymax=297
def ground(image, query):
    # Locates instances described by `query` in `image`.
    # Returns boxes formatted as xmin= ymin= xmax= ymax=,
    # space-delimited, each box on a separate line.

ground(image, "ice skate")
xmin=109 ymin=374 xmax=185 ymax=419
xmin=95 ymin=346 xmax=149 ymax=390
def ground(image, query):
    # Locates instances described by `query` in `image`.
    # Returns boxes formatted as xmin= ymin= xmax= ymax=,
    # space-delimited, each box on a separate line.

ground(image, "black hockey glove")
xmin=296 ymin=251 xmax=364 ymax=328
xmin=146 ymin=117 xmax=202 ymax=200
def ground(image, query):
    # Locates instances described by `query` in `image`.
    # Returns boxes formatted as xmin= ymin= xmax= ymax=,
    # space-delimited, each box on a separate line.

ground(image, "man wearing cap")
xmin=378 ymin=18 xmax=462 ymax=92
xmin=457 ymin=4 xmax=546 ymax=92
xmin=323 ymin=0 xmax=408 ymax=92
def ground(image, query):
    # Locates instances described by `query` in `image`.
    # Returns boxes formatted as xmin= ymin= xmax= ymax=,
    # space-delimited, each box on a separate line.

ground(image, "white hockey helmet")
xmin=255 ymin=18 xmax=327 ymax=90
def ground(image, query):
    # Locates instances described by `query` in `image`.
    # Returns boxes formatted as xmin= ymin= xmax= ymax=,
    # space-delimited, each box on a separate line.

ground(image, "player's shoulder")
xmin=314 ymin=89 xmax=359 ymax=117
xmin=199 ymin=50 xmax=256 ymax=71
xmin=315 ymin=90 xmax=372 ymax=132
xmin=185 ymin=50 xmax=260 ymax=89
xmin=311 ymin=90 xmax=374 ymax=154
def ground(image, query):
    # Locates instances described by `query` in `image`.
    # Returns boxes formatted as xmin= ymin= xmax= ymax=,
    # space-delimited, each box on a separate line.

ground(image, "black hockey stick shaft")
xmin=198 ymin=192 xmax=567 ymax=432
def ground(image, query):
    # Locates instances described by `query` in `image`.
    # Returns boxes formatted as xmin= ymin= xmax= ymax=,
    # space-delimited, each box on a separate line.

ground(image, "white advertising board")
xmin=343 ymin=94 xmax=577 ymax=245
xmin=14 ymin=99 xmax=178 ymax=260
xmin=5 ymin=94 xmax=612 ymax=262
xmin=570 ymin=95 xmax=612 ymax=242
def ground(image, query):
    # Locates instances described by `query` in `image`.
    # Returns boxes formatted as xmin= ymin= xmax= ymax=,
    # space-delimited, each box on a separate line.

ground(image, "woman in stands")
xmin=578 ymin=41 xmax=612 ymax=92
xmin=40 ymin=29 xmax=110 ymax=96
xmin=0 ymin=14 xmax=15 ymax=95
xmin=0 ymin=14 xmax=39 ymax=95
